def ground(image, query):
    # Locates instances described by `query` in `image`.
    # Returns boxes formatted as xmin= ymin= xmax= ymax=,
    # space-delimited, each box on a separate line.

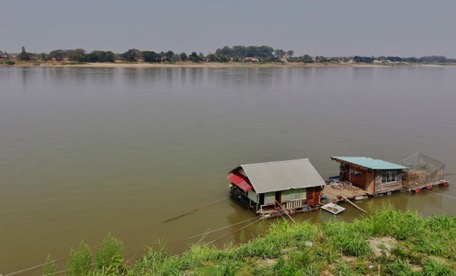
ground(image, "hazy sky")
xmin=1 ymin=0 xmax=455 ymax=57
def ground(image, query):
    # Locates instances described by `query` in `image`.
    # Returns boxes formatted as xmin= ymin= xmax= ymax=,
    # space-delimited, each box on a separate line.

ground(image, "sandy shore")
xmin=2 ymin=61 xmax=454 ymax=68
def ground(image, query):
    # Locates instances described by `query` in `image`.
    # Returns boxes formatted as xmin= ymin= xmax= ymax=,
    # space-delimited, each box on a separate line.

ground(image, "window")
xmin=381 ymin=171 xmax=397 ymax=183
xmin=350 ymin=169 xmax=362 ymax=177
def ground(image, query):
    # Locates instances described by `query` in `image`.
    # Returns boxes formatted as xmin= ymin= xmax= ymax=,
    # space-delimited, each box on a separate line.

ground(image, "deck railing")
xmin=259 ymin=199 xmax=306 ymax=214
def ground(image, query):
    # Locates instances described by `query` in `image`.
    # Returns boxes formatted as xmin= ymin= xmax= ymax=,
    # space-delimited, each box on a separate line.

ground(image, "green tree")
xmin=18 ymin=46 xmax=31 ymax=61
xmin=179 ymin=52 xmax=188 ymax=61
xmin=188 ymin=52 xmax=202 ymax=62
xmin=286 ymin=50 xmax=294 ymax=57
xmin=165 ymin=50 xmax=175 ymax=62
xmin=274 ymin=49 xmax=285 ymax=59
xmin=86 ymin=51 xmax=115 ymax=62
xmin=142 ymin=51 xmax=160 ymax=63
xmin=121 ymin=48 xmax=141 ymax=62
xmin=302 ymin=54 xmax=313 ymax=63
xmin=67 ymin=49 xmax=86 ymax=62
xmin=49 ymin=49 xmax=66 ymax=61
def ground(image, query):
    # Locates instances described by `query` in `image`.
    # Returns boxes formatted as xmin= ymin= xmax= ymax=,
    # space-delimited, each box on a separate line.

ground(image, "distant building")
xmin=240 ymin=57 xmax=259 ymax=63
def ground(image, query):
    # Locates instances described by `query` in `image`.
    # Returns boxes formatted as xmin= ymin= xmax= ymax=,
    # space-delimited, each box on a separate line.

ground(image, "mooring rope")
xmin=4 ymin=196 xmax=229 ymax=276
xmin=207 ymin=218 xmax=262 ymax=244
xmin=121 ymin=196 xmax=229 ymax=240
xmin=429 ymin=191 xmax=456 ymax=200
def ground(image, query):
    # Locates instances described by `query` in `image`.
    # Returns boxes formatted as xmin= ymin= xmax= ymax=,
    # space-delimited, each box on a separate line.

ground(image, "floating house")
xmin=227 ymin=158 xmax=325 ymax=217
xmin=330 ymin=157 xmax=408 ymax=195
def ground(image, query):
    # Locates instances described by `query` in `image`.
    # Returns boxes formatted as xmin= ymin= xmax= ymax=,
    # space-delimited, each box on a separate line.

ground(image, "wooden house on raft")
xmin=227 ymin=158 xmax=326 ymax=217
xmin=330 ymin=156 xmax=408 ymax=195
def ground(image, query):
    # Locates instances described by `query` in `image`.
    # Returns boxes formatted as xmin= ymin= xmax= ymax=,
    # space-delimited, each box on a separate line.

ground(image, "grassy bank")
xmin=43 ymin=206 xmax=455 ymax=275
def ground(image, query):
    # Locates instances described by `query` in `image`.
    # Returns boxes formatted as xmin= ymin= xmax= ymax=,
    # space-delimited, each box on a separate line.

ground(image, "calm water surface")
xmin=1 ymin=66 xmax=455 ymax=274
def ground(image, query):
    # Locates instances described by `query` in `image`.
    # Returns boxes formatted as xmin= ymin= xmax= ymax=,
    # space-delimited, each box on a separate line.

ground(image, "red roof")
xmin=227 ymin=173 xmax=253 ymax=192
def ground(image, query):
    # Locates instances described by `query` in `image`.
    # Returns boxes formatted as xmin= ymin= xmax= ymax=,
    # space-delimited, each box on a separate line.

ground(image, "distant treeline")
xmin=1 ymin=46 xmax=455 ymax=64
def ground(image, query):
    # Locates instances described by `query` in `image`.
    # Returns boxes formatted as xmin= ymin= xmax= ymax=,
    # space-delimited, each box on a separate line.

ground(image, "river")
xmin=1 ymin=66 xmax=455 ymax=274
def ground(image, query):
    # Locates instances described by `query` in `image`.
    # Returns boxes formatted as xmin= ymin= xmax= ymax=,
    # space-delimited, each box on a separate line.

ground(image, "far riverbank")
xmin=3 ymin=61 xmax=456 ymax=69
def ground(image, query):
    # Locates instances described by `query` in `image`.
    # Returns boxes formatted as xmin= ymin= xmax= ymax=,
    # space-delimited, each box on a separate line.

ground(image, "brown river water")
xmin=0 ymin=66 xmax=455 ymax=274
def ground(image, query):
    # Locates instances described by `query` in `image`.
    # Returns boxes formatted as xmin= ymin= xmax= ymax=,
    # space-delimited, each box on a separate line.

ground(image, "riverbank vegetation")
xmin=40 ymin=206 xmax=455 ymax=275
xmin=1 ymin=46 xmax=456 ymax=67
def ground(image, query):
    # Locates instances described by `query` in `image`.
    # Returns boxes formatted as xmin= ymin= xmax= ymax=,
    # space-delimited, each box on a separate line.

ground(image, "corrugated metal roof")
xmin=240 ymin=158 xmax=325 ymax=194
xmin=227 ymin=173 xmax=253 ymax=192
xmin=331 ymin=156 xmax=408 ymax=170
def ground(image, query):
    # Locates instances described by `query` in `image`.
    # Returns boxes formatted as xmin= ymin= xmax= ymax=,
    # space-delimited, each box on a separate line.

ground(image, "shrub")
xmin=4 ymin=60 xmax=15 ymax=65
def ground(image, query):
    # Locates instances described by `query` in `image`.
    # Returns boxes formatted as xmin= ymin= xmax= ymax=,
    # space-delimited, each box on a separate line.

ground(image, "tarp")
xmin=227 ymin=173 xmax=253 ymax=192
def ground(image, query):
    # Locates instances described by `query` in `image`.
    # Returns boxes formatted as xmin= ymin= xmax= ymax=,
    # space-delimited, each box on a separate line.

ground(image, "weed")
xmin=43 ymin=255 xmax=56 ymax=276
xmin=68 ymin=241 xmax=92 ymax=276
xmin=95 ymin=233 xmax=124 ymax=273
xmin=131 ymin=242 xmax=167 ymax=274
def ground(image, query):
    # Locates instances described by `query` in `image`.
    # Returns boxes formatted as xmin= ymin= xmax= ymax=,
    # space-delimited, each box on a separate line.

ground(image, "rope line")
xmin=4 ymin=196 xmax=228 ymax=276
xmin=430 ymin=191 xmax=456 ymax=200
xmin=207 ymin=218 xmax=261 ymax=244
xmin=122 ymin=196 xmax=229 ymax=240
xmin=188 ymin=217 xmax=258 ymax=240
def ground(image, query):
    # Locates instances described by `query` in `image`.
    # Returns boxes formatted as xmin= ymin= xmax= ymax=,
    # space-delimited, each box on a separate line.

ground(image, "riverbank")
xmin=35 ymin=207 xmax=455 ymax=275
xmin=2 ymin=61 xmax=456 ymax=68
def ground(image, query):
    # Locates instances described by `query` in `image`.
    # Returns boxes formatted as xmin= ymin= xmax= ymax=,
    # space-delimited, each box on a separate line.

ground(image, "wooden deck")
xmin=322 ymin=182 xmax=370 ymax=203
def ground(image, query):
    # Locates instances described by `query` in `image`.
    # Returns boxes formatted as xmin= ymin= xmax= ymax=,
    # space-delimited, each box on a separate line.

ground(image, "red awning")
xmin=227 ymin=173 xmax=253 ymax=192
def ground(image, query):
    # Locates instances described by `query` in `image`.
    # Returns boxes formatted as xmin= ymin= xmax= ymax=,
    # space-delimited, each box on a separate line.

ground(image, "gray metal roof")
xmin=331 ymin=156 xmax=408 ymax=170
xmin=240 ymin=158 xmax=325 ymax=194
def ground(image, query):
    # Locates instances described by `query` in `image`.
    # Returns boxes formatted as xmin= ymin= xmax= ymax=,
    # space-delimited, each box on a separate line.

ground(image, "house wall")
xmin=264 ymin=192 xmax=275 ymax=205
xmin=340 ymin=163 xmax=376 ymax=192
xmin=365 ymin=172 xmax=375 ymax=194
xmin=348 ymin=167 xmax=370 ymax=189
xmin=306 ymin=187 xmax=322 ymax=205
xmin=374 ymin=170 xmax=403 ymax=193
xmin=248 ymin=190 xmax=258 ymax=203
xmin=281 ymin=188 xmax=306 ymax=201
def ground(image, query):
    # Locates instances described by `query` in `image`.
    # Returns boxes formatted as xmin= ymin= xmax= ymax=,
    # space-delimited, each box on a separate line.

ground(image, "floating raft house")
xmin=228 ymin=154 xmax=449 ymax=217
xmin=330 ymin=156 xmax=408 ymax=195
xmin=228 ymin=158 xmax=325 ymax=218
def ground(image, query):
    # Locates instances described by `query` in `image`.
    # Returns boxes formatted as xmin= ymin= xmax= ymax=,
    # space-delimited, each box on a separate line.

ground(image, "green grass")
xmin=46 ymin=206 xmax=455 ymax=275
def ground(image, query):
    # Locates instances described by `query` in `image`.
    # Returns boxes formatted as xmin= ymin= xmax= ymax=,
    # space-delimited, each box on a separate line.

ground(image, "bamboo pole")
xmin=275 ymin=200 xmax=296 ymax=223
xmin=343 ymin=196 xmax=367 ymax=214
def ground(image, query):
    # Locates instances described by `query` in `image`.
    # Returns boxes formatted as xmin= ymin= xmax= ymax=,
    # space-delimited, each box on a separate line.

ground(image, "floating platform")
xmin=321 ymin=182 xmax=371 ymax=204
xmin=406 ymin=180 xmax=449 ymax=193
xmin=321 ymin=203 xmax=346 ymax=215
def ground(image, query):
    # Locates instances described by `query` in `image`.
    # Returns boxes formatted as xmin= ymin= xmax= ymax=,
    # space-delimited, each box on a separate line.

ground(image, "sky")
xmin=1 ymin=0 xmax=455 ymax=57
